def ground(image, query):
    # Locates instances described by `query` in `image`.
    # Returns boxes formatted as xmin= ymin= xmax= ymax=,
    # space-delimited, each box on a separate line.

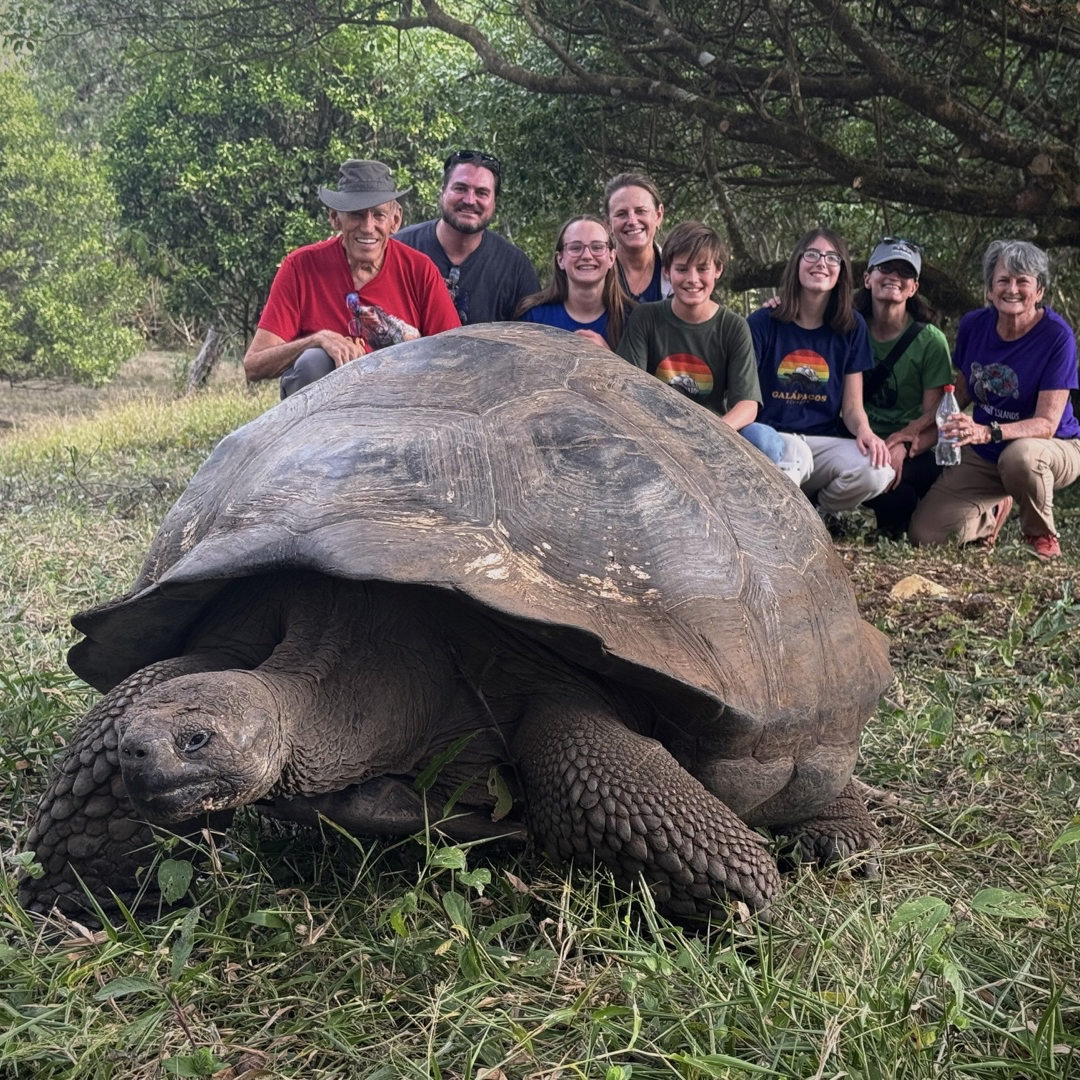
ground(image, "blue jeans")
xmin=740 ymin=422 xmax=785 ymax=464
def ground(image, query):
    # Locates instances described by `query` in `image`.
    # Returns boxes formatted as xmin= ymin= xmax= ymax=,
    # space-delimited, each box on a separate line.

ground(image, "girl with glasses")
xmin=516 ymin=216 xmax=634 ymax=349
xmin=747 ymin=228 xmax=894 ymax=518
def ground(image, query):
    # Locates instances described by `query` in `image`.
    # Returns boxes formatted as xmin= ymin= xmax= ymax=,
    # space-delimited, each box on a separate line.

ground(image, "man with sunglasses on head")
xmin=244 ymin=159 xmax=460 ymax=398
xmin=396 ymin=150 xmax=539 ymax=325
xmin=853 ymin=237 xmax=954 ymax=539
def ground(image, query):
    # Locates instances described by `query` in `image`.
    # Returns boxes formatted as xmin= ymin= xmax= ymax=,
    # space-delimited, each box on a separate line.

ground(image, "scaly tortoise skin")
xmin=21 ymin=323 xmax=891 ymax=918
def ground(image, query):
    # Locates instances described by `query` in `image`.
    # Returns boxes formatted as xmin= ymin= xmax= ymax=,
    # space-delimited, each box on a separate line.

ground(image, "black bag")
xmin=863 ymin=320 xmax=927 ymax=400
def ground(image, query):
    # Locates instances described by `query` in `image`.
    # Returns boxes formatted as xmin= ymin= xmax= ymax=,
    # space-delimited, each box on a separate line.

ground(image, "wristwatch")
xmin=988 ymin=421 xmax=1003 ymax=443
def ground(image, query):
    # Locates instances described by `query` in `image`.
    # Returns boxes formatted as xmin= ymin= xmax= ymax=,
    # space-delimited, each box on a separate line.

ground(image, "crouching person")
xmin=909 ymin=239 xmax=1080 ymax=559
xmin=243 ymin=159 xmax=459 ymax=398
xmin=748 ymin=228 xmax=894 ymax=514
xmin=616 ymin=221 xmax=792 ymax=473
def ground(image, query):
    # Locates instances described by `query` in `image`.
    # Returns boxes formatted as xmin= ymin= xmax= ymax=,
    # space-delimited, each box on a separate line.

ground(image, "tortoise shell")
xmin=69 ymin=324 xmax=889 ymax=812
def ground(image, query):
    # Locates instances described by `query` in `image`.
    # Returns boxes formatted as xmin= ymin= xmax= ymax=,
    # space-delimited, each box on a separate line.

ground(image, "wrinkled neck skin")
xmin=247 ymin=577 xmax=457 ymax=798
xmin=255 ymin=575 xmax=618 ymax=803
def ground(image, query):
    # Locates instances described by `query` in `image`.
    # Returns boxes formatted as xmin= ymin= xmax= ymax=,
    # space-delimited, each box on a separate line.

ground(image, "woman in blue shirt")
xmin=517 ymin=216 xmax=633 ymax=349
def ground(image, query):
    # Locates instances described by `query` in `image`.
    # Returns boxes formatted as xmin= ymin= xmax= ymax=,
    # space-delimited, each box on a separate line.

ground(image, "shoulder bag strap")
xmin=862 ymin=320 xmax=927 ymax=400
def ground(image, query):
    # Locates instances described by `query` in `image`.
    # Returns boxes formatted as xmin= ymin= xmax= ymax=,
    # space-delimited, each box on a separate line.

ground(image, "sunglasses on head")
xmin=881 ymin=235 xmax=923 ymax=253
xmin=444 ymin=149 xmax=502 ymax=177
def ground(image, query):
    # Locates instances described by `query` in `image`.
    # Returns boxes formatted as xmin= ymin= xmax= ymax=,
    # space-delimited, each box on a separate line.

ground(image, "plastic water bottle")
xmin=935 ymin=384 xmax=962 ymax=466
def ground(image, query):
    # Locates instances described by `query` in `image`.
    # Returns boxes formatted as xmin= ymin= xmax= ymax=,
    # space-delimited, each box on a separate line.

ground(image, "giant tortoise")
xmin=21 ymin=323 xmax=891 ymax=918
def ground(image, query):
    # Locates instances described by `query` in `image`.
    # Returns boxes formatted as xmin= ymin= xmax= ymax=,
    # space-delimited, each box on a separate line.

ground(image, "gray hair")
xmin=982 ymin=239 xmax=1050 ymax=292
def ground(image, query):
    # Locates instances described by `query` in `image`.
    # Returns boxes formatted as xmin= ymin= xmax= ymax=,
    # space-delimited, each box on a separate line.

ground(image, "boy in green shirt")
xmin=617 ymin=220 xmax=789 ymax=468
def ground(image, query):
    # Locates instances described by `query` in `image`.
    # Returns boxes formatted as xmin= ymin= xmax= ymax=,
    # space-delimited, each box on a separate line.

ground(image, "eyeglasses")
xmin=871 ymin=260 xmax=918 ymax=280
xmin=561 ymin=241 xmax=612 ymax=257
xmin=801 ymin=249 xmax=843 ymax=267
xmin=443 ymin=149 xmax=502 ymax=177
xmin=446 ymin=265 xmax=469 ymax=324
xmin=881 ymin=235 xmax=923 ymax=253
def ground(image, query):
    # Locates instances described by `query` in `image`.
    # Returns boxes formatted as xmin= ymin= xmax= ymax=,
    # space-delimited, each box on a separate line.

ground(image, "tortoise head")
xmin=120 ymin=670 xmax=287 ymax=823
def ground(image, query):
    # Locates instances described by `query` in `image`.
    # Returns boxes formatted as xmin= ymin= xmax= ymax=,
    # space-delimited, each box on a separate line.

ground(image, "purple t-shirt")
xmin=955 ymin=305 xmax=1079 ymax=462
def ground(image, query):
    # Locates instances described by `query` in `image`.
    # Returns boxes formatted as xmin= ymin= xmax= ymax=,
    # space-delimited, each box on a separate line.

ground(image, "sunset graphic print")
xmin=776 ymin=349 xmax=829 ymax=384
xmin=654 ymin=354 xmax=714 ymax=397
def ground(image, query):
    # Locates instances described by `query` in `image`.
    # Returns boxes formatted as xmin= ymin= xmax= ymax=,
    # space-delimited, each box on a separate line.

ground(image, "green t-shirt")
xmin=616 ymin=299 xmax=761 ymax=415
xmin=864 ymin=321 xmax=953 ymax=436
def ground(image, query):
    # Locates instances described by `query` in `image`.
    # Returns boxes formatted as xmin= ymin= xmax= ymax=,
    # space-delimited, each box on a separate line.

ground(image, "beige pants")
xmin=909 ymin=438 xmax=1080 ymax=544
xmin=774 ymin=434 xmax=895 ymax=510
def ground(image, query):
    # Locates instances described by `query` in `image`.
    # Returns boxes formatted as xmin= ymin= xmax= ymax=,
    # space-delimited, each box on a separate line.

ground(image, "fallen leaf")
xmin=890 ymin=574 xmax=948 ymax=600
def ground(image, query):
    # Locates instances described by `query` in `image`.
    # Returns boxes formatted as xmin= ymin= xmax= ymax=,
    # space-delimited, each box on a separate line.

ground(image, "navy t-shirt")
xmin=519 ymin=302 xmax=608 ymax=340
xmin=747 ymin=309 xmax=874 ymax=435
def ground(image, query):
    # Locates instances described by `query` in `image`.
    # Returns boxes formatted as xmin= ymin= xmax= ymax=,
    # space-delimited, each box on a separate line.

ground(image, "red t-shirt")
xmin=257 ymin=235 xmax=460 ymax=342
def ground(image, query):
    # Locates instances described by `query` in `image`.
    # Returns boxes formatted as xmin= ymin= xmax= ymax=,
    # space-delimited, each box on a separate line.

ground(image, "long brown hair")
xmin=772 ymin=227 xmax=857 ymax=333
xmin=515 ymin=215 xmax=635 ymax=347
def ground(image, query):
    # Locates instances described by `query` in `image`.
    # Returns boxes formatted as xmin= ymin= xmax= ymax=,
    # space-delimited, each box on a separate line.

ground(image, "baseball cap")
xmin=868 ymin=236 xmax=922 ymax=277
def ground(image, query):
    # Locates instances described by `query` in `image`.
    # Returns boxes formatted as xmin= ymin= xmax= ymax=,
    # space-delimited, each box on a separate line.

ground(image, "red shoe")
xmin=982 ymin=496 xmax=1013 ymax=548
xmin=1024 ymin=533 xmax=1061 ymax=560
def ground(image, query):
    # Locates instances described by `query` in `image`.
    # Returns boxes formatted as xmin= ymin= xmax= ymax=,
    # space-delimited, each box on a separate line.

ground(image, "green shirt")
xmin=864 ymin=320 xmax=953 ymax=436
xmin=616 ymin=299 xmax=761 ymax=415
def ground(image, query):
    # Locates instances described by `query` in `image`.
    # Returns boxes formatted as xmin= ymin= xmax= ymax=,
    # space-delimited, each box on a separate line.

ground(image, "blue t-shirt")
xmin=519 ymin=302 xmax=608 ymax=340
xmin=955 ymin=305 xmax=1080 ymax=462
xmin=747 ymin=308 xmax=874 ymax=436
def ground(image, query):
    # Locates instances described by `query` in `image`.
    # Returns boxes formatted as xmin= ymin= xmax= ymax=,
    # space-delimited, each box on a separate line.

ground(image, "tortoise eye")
xmin=181 ymin=730 xmax=212 ymax=754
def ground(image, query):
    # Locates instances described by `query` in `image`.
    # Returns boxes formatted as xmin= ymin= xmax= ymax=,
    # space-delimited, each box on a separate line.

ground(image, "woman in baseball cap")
xmin=854 ymin=237 xmax=954 ymax=539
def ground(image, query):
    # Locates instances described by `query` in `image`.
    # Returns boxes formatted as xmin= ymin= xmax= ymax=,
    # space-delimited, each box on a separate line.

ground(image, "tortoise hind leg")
xmin=512 ymin=694 xmax=781 ymax=917
xmin=775 ymin=778 xmax=881 ymax=877
xmin=19 ymin=655 xmax=231 ymax=915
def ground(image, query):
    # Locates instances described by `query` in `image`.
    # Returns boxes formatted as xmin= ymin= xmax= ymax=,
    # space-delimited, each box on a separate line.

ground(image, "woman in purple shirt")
xmin=910 ymin=240 xmax=1080 ymax=559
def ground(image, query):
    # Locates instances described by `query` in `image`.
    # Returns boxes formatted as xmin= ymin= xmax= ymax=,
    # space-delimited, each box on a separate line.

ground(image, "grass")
xmin=1 ymin=357 xmax=1079 ymax=1078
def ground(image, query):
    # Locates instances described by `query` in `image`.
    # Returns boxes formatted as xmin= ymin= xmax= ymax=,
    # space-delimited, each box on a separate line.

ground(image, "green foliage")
xmin=0 ymin=65 xmax=143 ymax=384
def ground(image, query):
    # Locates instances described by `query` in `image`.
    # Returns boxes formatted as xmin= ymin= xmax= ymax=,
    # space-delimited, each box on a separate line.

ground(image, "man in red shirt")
xmin=243 ymin=159 xmax=460 ymax=397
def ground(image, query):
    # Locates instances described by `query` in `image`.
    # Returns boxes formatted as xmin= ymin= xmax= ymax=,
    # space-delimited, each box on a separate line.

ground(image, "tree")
xmin=104 ymin=26 xmax=605 ymax=337
xmin=0 ymin=64 xmax=142 ymax=384
xmin=41 ymin=0 xmax=1080 ymax=318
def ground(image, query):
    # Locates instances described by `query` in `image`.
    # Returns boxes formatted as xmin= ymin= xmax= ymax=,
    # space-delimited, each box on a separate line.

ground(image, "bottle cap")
xmin=943 ymin=384 xmax=955 ymax=392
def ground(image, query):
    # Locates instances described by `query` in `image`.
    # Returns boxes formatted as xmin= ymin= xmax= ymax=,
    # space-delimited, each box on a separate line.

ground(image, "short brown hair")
xmin=661 ymin=221 xmax=728 ymax=272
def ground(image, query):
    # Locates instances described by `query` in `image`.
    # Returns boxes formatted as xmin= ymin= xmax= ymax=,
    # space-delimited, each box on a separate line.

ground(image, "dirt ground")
xmin=0 ymin=351 xmax=249 ymax=433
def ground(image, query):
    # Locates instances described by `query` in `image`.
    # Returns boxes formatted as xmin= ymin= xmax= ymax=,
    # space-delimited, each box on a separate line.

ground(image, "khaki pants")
xmin=909 ymin=438 xmax=1080 ymax=544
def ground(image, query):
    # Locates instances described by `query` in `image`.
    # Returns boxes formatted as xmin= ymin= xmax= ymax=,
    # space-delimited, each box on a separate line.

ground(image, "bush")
xmin=0 ymin=65 xmax=143 ymax=385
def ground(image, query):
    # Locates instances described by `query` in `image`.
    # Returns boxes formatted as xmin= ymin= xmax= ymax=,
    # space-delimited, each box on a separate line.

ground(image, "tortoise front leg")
xmin=19 ymin=655 xmax=231 ymax=915
xmin=775 ymin=778 xmax=881 ymax=877
xmin=512 ymin=695 xmax=782 ymax=917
